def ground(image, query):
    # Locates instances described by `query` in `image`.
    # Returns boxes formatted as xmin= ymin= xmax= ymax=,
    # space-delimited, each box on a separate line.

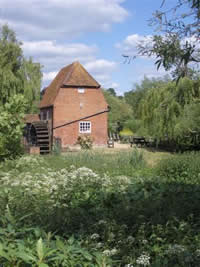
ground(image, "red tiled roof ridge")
xmin=62 ymin=61 xmax=100 ymax=87
xmin=40 ymin=61 xmax=101 ymax=108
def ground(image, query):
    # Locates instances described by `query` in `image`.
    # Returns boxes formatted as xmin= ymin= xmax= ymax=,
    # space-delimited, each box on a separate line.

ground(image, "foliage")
xmin=0 ymin=153 xmax=200 ymax=265
xmin=76 ymin=135 xmax=93 ymax=149
xmin=119 ymin=128 xmax=134 ymax=137
xmin=21 ymin=57 xmax=43 ymax=113
xmin=156 ymin=152 xmax=200 ymax=181
xmin=0 ymin=222 xmax=111 ymax=266
xmin=152 ymin=0 xmax=200 ymax=39
xmin=129 ymin=148 xmax=146 ymax=169
xmin=137 ymin=77 xmax=200 ymax=147
xmin=107 ymin=87 xmax=116 ymax=96
xmin=103 ymin=89 xmax=133 ymax=132
xmin=124 ymin=76 xmax=173 ymax=137
xmin=52 ymin=138 xmax=62 ymax=155
xmin=138 ymin=34 xmax=200 ymax=81
xmin=0 ymin=24 xmax=42 ymax=112
xmin=135 ymin=0 xmax=200 ymax=80
xmin=0 ymin=95 xmax=27 ymax=161
xmin=125 ymin=76 xmax=171 ymax=119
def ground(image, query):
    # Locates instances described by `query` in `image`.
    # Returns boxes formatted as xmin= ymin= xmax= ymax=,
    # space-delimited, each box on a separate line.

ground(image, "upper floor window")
xmin=79 ymin=121 xmax=91 ymax=133
xmin=78 ymin=88 xmax=85 ymax=93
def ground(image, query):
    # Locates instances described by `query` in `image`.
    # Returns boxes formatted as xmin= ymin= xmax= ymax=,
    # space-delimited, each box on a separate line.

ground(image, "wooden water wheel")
xmin=29 ymin=121 xmax=51 ymax=154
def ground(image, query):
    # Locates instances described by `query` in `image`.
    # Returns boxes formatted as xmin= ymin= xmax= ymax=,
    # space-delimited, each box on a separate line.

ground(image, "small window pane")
xmin=78 ymin=88 xmax=85 ymax=93
xmin=79 ymin=121 xmax=91 ymax=133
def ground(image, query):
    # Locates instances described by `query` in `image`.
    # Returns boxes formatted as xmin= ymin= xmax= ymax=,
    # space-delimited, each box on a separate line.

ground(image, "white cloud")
xmin=43 ymin=71 xmax=58 ymax=82
xmin=0 ymin=0 xmax=128 ymax=40
xmin=22 ymin=40 xmax=119 ymax=88
xmin=110 ymin=82 xmax=119 ymax=88
xmin=23 ymin=41 xmax=98 ymax=57
xmin=116 ymin=33 xmax=152 ymax=56
xmin=84 ymin=59 xmax=118 ymax=74
xmin=22 ymin=40 xmax=98 ymax=72
xmin=0 ymin=0 xmax=128 ymax=90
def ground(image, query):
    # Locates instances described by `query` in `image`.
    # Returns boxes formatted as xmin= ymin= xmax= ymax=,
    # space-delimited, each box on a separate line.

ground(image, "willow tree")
xmin=21 ymin=57 xmax=42 ymax=112
xmin=140 ymin=78 xmax=200 ymax=145
xmin=0 ymin=25 xmax=42 ymax=112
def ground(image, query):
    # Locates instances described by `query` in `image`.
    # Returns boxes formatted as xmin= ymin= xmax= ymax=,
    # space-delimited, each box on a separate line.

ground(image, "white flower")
xmin=90 ymin=233 xmax=100 ymax=240
xmin=103 ymin=248 xmax=117 ymax=257
xmin=103 ymin=249 xmax=112 ymax=257
xmin=110 ymin=248 xmax=117 ymax=255
xmin=136 ymin=253 xmax=150 ymax=266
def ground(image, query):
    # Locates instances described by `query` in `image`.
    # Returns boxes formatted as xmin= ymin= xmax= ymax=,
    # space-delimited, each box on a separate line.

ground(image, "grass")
xmin=61 ymin=145 xmax=171 ymax=170
xmin=46 ymin=147 xmax=170 ymax=177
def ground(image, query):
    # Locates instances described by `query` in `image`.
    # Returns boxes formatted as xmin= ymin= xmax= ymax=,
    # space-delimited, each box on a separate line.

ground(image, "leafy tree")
xmin=0 ymin=24 xmax=42 ymax=112
xmin=107 ymin=88 xmax=116 ymax=97
xmin=137 ymin=0 xmax=200 ymax=80
xmin=0 ymin=95 xmax=27 ymax=161
xmin=103 ymin=89 xmax=133 ymax=132
xmin=21 ymin=57 xmax=42 ymax=112
xmin=140 ymin=77 xmax=200 ymax=146
xmin=151 ymin=0 xmax=200 ymax=39
xmin=0 ymin=25 xmax=42 ymax=160
xmin=124 ymin=76 xmax=170 ymax=119
xmin=139 ymin=34 xmax=200 ymax=81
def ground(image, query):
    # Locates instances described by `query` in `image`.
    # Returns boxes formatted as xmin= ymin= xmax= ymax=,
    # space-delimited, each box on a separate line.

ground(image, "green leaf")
xmin=37 ymin=238 xmax=44 ymax=262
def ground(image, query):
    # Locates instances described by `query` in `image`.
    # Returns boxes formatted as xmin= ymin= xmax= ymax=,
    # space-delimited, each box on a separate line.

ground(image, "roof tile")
xmin=40 ymin=62 xmax=100 ymax=108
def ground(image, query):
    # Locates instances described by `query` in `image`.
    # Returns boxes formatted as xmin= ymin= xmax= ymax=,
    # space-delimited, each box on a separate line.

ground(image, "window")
xmin=40 ymin=111 xmax=47 ymax=120
xmin=46 ymin=110 xmax=50 ymax=120
xmin=79 ymin=121 xmax=91 ymax=133
xmin=43 ymin=112 xmax=47 ymax=120
xmin=78 ymin=88 xmax=85 ymax=93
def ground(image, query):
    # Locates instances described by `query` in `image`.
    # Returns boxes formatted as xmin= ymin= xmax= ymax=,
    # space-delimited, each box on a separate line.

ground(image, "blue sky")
xmin=0 ymin=0 xmax=174 ymax=95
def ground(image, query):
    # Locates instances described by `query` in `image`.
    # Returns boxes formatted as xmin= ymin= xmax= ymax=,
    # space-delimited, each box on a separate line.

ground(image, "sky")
xmin=0 ymin=0 xmax=174 ymax=95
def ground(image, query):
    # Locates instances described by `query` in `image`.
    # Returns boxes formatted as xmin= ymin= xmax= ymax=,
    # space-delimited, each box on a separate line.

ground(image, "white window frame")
xmin=79 ymin=121 xmax=91 ymax=133
xmin=78 ymin=88 xmax=85 ymax=93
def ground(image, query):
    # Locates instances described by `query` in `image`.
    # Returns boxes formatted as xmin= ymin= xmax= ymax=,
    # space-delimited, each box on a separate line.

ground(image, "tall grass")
xmin=42 ymin=148 xmax=147 ymax=176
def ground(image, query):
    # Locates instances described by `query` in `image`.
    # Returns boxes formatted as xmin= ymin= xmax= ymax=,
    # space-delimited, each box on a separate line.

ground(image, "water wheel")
xmin=30 ymin=121 xmax=51 ymax=154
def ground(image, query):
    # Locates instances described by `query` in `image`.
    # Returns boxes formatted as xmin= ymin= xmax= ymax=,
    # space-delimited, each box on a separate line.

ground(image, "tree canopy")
xmin=123 ymin=75 xmax=200 ymax=149
xmin=103 ymin=89 xmax=133 ymax=133
xmin=0 ymin=25 xmax=42 ymax=160
xmin=0 ymin=24 xmax=42 ymax=112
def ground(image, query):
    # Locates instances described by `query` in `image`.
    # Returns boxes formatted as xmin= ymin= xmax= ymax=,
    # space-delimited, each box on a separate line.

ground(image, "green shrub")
xmin=155 ymin=152 xmax=200 ymax=182
xmin=76 ymin=135 xmax=93 ymax=149
xmin=129 ymin=148 xmax=146 ymax=169
xmin=52 ymin=141 xmax=61 ymax=155
xmin=0 ymin=95 xmax=27 ymax=161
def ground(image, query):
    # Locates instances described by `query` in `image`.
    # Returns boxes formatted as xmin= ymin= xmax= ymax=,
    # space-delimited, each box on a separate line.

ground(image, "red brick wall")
xmin=53 ymin=87 xmax=108 ymax=147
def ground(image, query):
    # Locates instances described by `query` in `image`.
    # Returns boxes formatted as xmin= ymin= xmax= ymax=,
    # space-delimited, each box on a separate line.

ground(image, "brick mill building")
xmin=25 ymin=62 xmax=109 ymax=153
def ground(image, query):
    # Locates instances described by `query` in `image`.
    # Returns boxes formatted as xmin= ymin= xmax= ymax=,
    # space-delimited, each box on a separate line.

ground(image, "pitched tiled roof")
xmin=40 ymin=62 xmax=100 ymax=108
xmin=25 ymin=114 xmax=40 ymax=123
